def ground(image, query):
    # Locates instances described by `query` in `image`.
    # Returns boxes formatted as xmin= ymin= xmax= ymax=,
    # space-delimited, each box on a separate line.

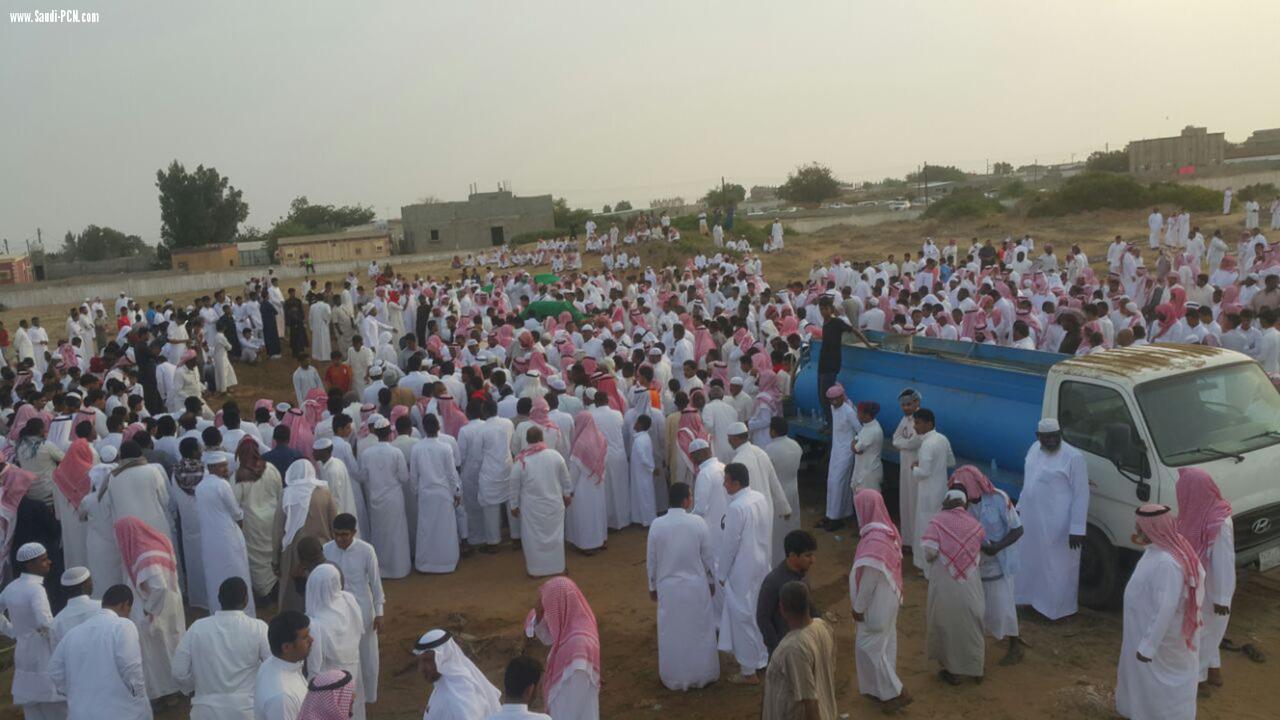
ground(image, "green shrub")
xmin=1238 ymin=183 xmax=1279 ymax=202
xmin=921 ymin=190 xmax=1004 ymax=220
xmin=999 ymin=179 xmax=1026 ymax=199
xmin=1027 ymin=172 xmax=1219 ymax=217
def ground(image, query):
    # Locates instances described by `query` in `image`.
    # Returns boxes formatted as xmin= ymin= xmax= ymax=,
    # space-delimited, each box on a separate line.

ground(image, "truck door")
xmin=1052 ymin=378 xmax=1157 ymax=607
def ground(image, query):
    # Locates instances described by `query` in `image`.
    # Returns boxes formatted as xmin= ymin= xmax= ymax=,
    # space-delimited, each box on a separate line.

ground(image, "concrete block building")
xmin=401 ymin=190 xmax=555 ymax=253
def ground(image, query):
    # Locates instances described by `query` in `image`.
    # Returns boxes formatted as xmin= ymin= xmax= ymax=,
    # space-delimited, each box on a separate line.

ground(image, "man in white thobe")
xmin=308 ymin=296 xmax=332 ymax=360
xmin=646 ymin=482 xmax=719 ymax=691
xmin=764 ymin=418 xmax=803 ymax=561
xmin=196 ymin=452 xmax=255 ymax=615
xmin=171 ymin=577 xmax=270 ymax=720
xmin=414 ymin=629 xmax=502 ymax=720
xmin=51 ymin=568 xmax=100 ymax=648
xmin=690 ymin=442 xmax=729 ymax=564
xmin=1116 ymin=505 xmax=1204 ymax=720
xmin=588 ymin=394 xmax=631 ymax=530
xmin=255 ymin=611 xmax=311 ymax=720
xmin=891 ymin=389 xmax=923 ymax=554
xmin=314 ymin=441 xmax=360 ymax=525
xmin=508 ymin=427 xmax=572 ymax=577
xmin=347 ymin=337 xmax=375 ymax=396
xmin=823 ymin=386 xmax=859 ymax=530
xmin=716 ymin=462 xmax=773 ymax=683
xmin=476 ymin=404 xmax=515 ymax=550
xmin=702 ymin=389 xmax=740 ymax=462
xmin=0 ymin=544 xmax=66 ymax=720
xmin=628 ymin=415 xmax=657 ymax=528
xmin=727 ymin=423 xmax=792 ymax=565
xmin=49 ymin=585 xmax=149 ymax=720
xmin=1146 ymin=208 xmax=1163 ymax=249
xmin=910 ymin=409 xmax=955 ymax=571
xmin=323 ymin=514 xmax=385 ymax=705
xmin=410 ymin=417 xmax=462 ymax=573
xmin=358 ymin=417 xmax=411 ymax=578
xmin=1015 ymin=418 xmax=1089 ymax=620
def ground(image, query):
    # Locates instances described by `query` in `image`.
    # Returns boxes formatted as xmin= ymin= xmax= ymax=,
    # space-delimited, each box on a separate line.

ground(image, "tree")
xmin=701 ymin=183 xmax=746 ymax=209
xmin=155 ymin=161 xmax=249 ymax=249
xmin=264 ymin=196 xmax=376 ymax=259
xmin=602 ymin=204 xmax=612 ymax=214
xmin=992 ymin=161 xmax=1013 ymax=176
xmin=777 ymin=163 xmax=841 ymax=204
xmin=614 ymin=200 xmax=633 ymax=212
xmin=59 ymin=225 xmax=147 ymax=261
xmin=906 ymin=164 xmax=967 ymax=183
xmin=1085 ymin=150 xmax=1129 ymax=173
xmin=552 ymin=197 xmax=592 ymax=231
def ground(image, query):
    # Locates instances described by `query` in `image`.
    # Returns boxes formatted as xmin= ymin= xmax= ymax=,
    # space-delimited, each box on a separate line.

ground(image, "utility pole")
xmin=922 ymin=162 xmax=929 ymax=205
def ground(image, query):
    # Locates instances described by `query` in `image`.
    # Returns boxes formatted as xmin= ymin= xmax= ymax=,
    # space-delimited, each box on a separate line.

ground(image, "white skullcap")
xmin=945 ymin=488 xmax=969 ymax=505
xmin=61 ymin=566 xmax=91 ymax=586
xmin=371 ymin=415 xmax=391 ymax=430
xmin=688 ymin=438 xmax=710 ymax=453
xmin=729 ymin=376 xmax=744 ymax=385
xmin=546 ymin=377 xmax=566 ymax=391
xmin=526 ymin=369 xmax=541 ymax=378
xmin=647 ymin=346 xmax=662 ymax=356
xmin=413 ymin=628 xmax=450 ymax=655
xmin=275 ymin=402 xmax=291 ymax=412
xmin=1037 ymin=418 xmax=1061 ymax=434
xmin=313 ymin=438 xmax=333 ymax=451
xmin=612 ymin=322 xmax=624 ymax=332
xmin=65 ymin=391 xmax=83 ymax=401
xmin=369 ymin=365 xmax=384 ymax=377
xmin=203 ymin=451 xmax=231 ymax=466
xmin=99 ymin=445 xmax=119 ymax=463
xmin=728 ymin=421 xmax=749 ymax=435
xmin=16 ymin=542 xmax=47 ymax=562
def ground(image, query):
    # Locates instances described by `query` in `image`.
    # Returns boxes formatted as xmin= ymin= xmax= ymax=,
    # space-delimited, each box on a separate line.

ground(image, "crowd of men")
xmin=0 ymin=203 xmax=1259 ymax=719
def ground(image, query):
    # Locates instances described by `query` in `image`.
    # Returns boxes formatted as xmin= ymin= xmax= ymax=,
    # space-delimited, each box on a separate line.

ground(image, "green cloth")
xmin=533 ymin=273 xmax=559 ymax=286
xmin=522 ymin=300 xmax=583 ymax=322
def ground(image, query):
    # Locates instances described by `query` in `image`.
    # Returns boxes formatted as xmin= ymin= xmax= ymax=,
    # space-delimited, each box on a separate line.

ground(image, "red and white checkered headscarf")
xmin=297 ymin=669 xmax=354 ymax=720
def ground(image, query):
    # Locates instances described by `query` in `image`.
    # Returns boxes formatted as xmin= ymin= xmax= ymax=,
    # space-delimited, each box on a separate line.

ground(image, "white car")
xmin=888 ymin=200 xmax=912 ymax=211
xmin=856 ymin=200 xmax=878 ymax=207
xmin=824 ymin=202 xmax=847 ymax=209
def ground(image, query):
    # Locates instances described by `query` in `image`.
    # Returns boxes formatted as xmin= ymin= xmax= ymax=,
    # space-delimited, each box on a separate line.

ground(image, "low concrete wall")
xmin=1178 ymin=169 xmax=1280 ymax=193
xmin=0 ymin=250 xmax=456 ymax=310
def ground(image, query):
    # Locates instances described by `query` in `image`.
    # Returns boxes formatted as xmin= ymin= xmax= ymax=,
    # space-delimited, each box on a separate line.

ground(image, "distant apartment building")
xmin=1127 ymin=126 xmax=1225 ymax=175
xmin=276 ymin=228 xmax=391 ymax=265
xmin=401 ymin=190 xmax=554 ymax=253
xmin=1226 ymin=128 xmax=1280 ymax=164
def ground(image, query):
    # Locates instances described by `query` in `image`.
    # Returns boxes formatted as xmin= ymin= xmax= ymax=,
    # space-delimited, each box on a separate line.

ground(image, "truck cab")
xmin=1045 ymin=344 xmax=1280 ymax=605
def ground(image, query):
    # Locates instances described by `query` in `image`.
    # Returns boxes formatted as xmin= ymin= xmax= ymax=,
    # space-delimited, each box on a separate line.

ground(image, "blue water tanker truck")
xmin=790 ymin=332 xmax=1280 ymax=607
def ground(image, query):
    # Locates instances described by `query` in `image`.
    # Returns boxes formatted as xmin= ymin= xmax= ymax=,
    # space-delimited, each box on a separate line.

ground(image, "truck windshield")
xmin=1135 ymin=362 xmax=1280 ymax=466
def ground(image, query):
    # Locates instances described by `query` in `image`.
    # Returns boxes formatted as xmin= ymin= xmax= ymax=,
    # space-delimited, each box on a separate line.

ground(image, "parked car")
xmin=888 ymin=200 xmax=912 ymax=211
xmin=856 ymin=200 xmax=878 ymax=207
xmin=824 ymin=202 xmax=847 ymax=209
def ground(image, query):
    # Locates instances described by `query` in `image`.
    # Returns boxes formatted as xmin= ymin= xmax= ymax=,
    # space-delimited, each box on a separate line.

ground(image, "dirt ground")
xmin=3 ymin=206 xmax=1278 ymax=719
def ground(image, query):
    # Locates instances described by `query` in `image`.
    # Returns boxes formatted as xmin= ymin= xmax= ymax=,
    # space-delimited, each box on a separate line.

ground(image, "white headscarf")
xmin=420 ymin=632 xmax=502 ymax=720
xmin=281 ymin=459 xmax=327 ymax=546
xmin=304 ymin=564 xmax=363 ymax=667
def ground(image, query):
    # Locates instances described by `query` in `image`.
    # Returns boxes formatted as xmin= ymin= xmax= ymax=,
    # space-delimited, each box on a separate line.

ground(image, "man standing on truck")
xmin=1015 ymin=418 xmax=1089 ymax=620
xmin=816 ymin=296 xmax=870 ymax=431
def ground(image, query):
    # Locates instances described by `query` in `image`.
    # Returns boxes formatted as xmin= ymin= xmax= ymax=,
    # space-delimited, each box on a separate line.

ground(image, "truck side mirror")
xmin=1136 ymin=480 xmax=1151 ymax=502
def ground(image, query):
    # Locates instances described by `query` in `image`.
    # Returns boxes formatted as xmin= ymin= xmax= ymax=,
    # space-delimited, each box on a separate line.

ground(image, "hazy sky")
xmin=3 ymin=0 xmax=1275 ymax=250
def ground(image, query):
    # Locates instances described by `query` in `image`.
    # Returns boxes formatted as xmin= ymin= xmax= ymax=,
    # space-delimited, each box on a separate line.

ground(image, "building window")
xmin=356 ymin=248 xmax=363 ymax=256
xmin=430 ymin=229 xmax=440 ymax=241
xmin=0 ymin=270 xmax=11 ymax=280
xmin=374 ymin=244 xmax=383 ymax=252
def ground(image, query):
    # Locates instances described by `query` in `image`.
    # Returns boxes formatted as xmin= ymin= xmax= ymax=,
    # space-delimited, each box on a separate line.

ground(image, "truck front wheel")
xmin=1078 ymin=526 xmax=1120 ymax=610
